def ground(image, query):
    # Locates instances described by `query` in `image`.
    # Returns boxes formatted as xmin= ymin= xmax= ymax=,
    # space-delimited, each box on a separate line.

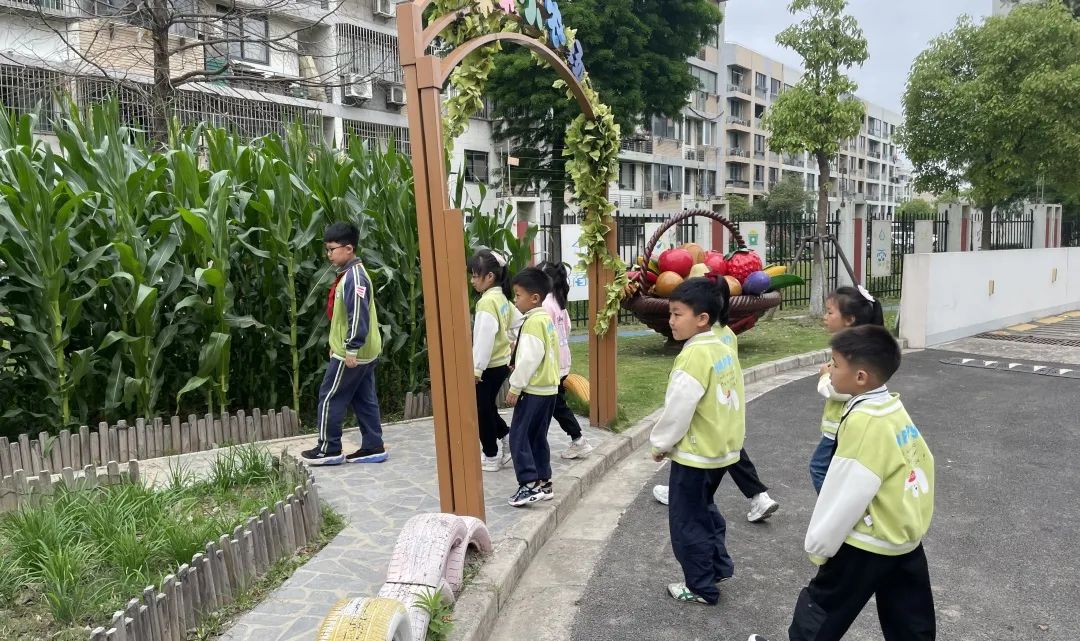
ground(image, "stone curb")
xmin=447 ymin=345 xmax=838 ymax=641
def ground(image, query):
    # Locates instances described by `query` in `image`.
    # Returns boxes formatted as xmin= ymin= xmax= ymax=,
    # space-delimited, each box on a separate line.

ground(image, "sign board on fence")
xmin=560 ymin=224 xmax=589 ymax=301
xmin=914 ymin=219 xmax=934 ymax=254
xmin=644 ymin=222 xmax=679 ymax=258
xmin=871 ymin=219 xmax=892 ymax=278
xmin=741 ymin=221 xmax=767 ymax=260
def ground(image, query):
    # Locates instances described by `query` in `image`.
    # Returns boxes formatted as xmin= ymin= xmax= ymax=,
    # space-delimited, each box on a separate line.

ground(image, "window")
xmin=769 ymin=167 xmax=779 ymax=185
xmin=689 ymin=65 xmax=717 ymax=94
xmin=806 ymin=173 xmax=815 ymax=190
xmin=619 ymin=162 xmax=636 ymax=190
xmin=651 ymin=115 xmax=679 ymax=140
xmin=701 ymin=171 xmax=716 ymax=196
xmin=754 ymin=134 xmax=766 ymax=153
xmin=727 ymin=100 xmax=742 ymax=118
xmin=770 ymin=78 xmax=782 ymax=95
xmin=683 ymin=118 xmax=697 ymax=145
xmin=464 ymin=150 xmax=488 ymax=183
xmin=754 ymin=165 xmax=765 ymax=181
xmin=219 ymin=6 xmax=269 ymax=64
xmin=755 ymin=72 xmax=767 ymax=89
xmin=727 ymin=165 xmax=744 ymax=180
xmin=729 ymin=68 xmax=744 ymax=86
xmin=337 ymin=24 xmax=403 ymax=84
xmin=703 ymin=122 xmax=715 ymax=146
xmin=652 ymin=164 xmax=683 ymax=192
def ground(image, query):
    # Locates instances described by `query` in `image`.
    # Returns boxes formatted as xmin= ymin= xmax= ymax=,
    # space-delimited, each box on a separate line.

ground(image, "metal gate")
xmin=866 ymin=213 xmax=949 ymax=299
xmin=765 ymin=212 xmax=841 ymax=309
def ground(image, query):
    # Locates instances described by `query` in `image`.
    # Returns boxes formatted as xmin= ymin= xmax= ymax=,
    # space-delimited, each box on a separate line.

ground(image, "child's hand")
xmin=818 ymin=363 xmax=830 ymax=376
xmin=651 ymin=450 xmax=666 ymax=462
xmin=506 ymin=391 xmax=519 ymax=407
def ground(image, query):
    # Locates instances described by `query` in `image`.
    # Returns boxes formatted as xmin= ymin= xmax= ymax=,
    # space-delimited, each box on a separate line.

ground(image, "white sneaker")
xmin=560 ymin=437 xmax=594 ymax=459
xmin=653 ymin=484 xmax=669 ymax=505
xmin=747 ymin=492 xmax=779 ymax=523
xmin=482 ymin=456 xmax=501 ymax=472
xmin=499 ymin=437 xmax=512 ymax=466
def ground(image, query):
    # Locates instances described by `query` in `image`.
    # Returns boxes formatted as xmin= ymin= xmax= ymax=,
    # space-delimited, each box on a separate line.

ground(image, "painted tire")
xmin=316 ymin=597 xmax=413 ymax=641
xmin=444 ymin=516 xmax=493 ymax=593
xmin=562 ymin=373 xmax=590 ymax=404
xmin=384 ymin=513 xmax=468 ymax=588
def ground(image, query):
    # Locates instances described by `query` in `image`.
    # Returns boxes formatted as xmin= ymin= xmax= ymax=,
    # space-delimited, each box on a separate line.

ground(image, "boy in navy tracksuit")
xmin=302 ymin=222 xmax=388 ymax=466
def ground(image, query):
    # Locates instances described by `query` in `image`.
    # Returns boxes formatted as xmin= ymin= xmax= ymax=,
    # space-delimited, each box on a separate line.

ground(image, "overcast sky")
xmin=722 ymin=0 xmax=992 ymax=114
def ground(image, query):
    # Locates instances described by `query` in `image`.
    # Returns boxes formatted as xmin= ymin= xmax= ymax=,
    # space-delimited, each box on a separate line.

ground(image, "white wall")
xmin=0 ymin=16 xmax=72 ymax=63
xmin=900 ymin=248 xmax=1080 ymax=347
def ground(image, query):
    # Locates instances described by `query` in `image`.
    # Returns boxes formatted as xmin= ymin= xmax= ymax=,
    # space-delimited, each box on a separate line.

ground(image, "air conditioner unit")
xmin=373 ymin=0 xmax=393 ymax=18
xmin=386 ymin=83 xmax=406 ymax=107
xmin=343 ymin=74 xmax=373 ymax=103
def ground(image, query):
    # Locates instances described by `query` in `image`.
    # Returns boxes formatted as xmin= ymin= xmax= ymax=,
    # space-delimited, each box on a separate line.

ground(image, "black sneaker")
xmin=747 ymin=635 xmax=772 ymax=641
xmin=508 ymin=483 xmax=544 ymax=507
xmin=301 ymin=447 xmax=344 ymax=466
xmin=539 ymin=480 xmax=554 ymax=500
xmin=346 ymin=446 xmax=388 ymax=464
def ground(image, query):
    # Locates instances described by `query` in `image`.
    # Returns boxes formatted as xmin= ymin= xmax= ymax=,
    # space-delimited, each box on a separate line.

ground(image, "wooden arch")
xmin=396 ymin=0 xmax=617 ymax=521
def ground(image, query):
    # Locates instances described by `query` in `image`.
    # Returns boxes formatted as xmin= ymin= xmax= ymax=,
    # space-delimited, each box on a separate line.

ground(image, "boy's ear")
xmin=855 ymin=368 xmax=871 ymax=385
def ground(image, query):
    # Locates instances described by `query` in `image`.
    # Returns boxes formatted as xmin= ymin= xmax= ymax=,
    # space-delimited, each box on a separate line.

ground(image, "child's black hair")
xmin=324 ymin=221 xmax=359 ymax=249
xmin=468 ymin=249 xmax=512 ymax=298
xmin=830 ymin=324 xmax=902 ymax=383
xmin=669 ymin=277 xmax=730 ymax=327
xmin=511 ymin=267 xmax=552 ymax=299
xmin=536 ymin=261 xmax=570 ymax=310
xmin=827 ymin=286 xmax=885 ymax=327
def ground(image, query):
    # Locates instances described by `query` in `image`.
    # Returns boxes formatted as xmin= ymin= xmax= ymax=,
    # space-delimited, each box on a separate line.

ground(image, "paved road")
xmin=567 ymin=349 xmax=1080 ymax=641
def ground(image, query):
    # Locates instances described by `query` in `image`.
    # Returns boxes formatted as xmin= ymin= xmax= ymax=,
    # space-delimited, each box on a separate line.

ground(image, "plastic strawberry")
xmin=726 ymin=248 xmax=763 ymax=284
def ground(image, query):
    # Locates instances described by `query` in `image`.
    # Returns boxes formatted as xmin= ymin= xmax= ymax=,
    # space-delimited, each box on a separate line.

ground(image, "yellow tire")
xmin=317 ymin=597 xmax=412 ymax=641
xmin=563 ymin=373 xmax=590 ymax=405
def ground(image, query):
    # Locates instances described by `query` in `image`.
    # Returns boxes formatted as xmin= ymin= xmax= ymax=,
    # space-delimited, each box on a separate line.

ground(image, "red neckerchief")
xmin=327 ymin=271 xmax=345 ymax=320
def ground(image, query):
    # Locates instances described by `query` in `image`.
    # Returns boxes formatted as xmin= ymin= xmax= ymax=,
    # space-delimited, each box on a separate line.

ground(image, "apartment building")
xmin=0 ymin=0 xmax=493 ymax=201
xmin=721 ymin=42 xmax=906 ymax=219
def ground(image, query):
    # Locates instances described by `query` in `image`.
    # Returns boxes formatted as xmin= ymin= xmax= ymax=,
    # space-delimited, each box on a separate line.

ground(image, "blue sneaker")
xmin=346 ymin=447 xmax=388 ymax=463
xmin=508 ymin=484 xmax=544 ymax=507
xmin=301 ymin=448 xmax=344 ymax=466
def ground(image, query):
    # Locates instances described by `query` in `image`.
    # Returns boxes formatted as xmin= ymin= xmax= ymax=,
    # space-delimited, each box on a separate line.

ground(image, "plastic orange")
xmin=724 ymin=275 xmax=742 ymax=296
xmin=653 ymin=271 xmax=684 ymax=297
xmin=681 ymin=242 xmax=706 ymax=264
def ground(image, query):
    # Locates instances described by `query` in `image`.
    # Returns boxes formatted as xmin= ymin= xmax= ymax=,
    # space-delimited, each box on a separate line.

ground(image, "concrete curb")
xmin=446 ymin=345 xmax=835 ymax=641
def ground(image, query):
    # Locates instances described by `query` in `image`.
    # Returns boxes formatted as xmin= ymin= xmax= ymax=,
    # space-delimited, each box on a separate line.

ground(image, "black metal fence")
xmin=865 ymin=213 xmax=950 ymax=299
xmin=764 ymin=212 xmax=841 ymax=309
xmin=1064 ymin=217 xmax=1080 ymax=247
xmin=988 ymin=212 xmax=1034 ymax=250
xmin=536 ymin=213 xmax=696 ymax=328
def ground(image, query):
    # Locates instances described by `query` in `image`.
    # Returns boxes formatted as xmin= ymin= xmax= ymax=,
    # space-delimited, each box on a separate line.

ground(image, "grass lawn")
xmin=569 ymin=313 xmax=829 ymax=429
xmin=0 ymin=446 xmax=344 ymax=641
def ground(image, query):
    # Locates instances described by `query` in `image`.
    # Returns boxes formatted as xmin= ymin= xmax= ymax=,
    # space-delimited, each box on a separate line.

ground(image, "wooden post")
xmin=587 ymin=213 xmax=619 ymax=428
xmin=398 ymin=1 xmax=484 ymax=521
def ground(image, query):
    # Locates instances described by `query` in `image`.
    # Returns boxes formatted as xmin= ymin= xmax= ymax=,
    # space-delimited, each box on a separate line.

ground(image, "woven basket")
xmin=621 ymin=209 xmax=781 ymax=340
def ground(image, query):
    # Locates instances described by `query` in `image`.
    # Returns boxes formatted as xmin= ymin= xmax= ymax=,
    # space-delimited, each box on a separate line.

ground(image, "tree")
xmin=726 ymin=193 xmax=751 ymax=220
xmin=897 ymin=198 xmax=937 ymax=220
xmin=763 ymin=173 xmax=813 ymax=220
xmin=900 ymin=1 xmax=1080 ymax=249
xmin=485 ymin=0 xmax=723 ymax=258
xmin=7 ymin=0 xmax=355 ymax=142
xmin=1003 ymin=0 xmax=1080 ymax=18
xmin=762 ymin=0 xmax=867 ymax=315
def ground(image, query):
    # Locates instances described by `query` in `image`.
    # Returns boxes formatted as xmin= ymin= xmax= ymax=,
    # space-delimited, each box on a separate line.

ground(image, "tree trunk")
xmin=981 ymin=204 xmax=993 ymax=250
xmin=810 ymin=150 xmax=832 ymax=316
xmin=150 ymin=0 xmax=173 ymax=145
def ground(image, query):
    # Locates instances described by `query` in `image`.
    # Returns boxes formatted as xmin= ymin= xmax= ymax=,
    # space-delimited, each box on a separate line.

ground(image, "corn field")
xmin=0 ymin=101 xmax=430 ymax=439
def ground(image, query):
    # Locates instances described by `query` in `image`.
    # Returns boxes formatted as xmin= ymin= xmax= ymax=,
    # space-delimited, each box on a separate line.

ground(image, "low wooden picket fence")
xmin=0 ymin=459 xmax=140 ymax=513
xmin=88 ymin=455 xmax=323 ymax=641
xmin=0 ymin=406 xmax=301 ymax=479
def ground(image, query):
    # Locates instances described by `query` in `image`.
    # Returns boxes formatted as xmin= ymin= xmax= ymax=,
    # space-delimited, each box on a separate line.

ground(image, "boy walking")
xmin=302 ymin=222 xmax=388 ymax=466
xmin=749 ymin=325 xmax=936 ymax=641
xmin=650 ymin=278 xmax=745 ymax=605
xmin=505 ymin=267 xmax=560 ymax=507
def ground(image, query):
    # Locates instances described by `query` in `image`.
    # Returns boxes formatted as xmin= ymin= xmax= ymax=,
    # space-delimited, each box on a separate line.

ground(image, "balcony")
xmin=620 ymin=137 xmax=653 ymax=154
xmin=725 ymin=179 xmax=750 ymax=189
xmin=727 ymin=83 xmax=751 ymax=96
xmin=611 ymin=193 xmax=653 ymax=209
xmin=753 ymin=117 xmax=764 ymax=128
xmin=684 ymin=147 xmax=706 ymax=161
xmin=755 ymin=86 xmax=768 ymax=98
xmin=753 ymin=150 xmax=766 ymax=160
xmin=726 ymin=148 xmax=751 ymax=160
xmin=868 ymin=151 xmax=882 ymax=159
xmin=1 ymin=0 xmax=76 ymax=16
xmin=753 ymin=180 xmax=765 ymax=191
xmin=726 ymin=116 xmax=750 ymax=127
xmin=868 ymin=171 xmax=882 ymax=181
xmin=782 ymin=156 xmax=806 ymax=167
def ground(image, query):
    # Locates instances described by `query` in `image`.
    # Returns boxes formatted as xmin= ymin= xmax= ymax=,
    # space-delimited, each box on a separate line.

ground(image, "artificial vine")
xmin=431 ymin=0 xmax=627 ymax=335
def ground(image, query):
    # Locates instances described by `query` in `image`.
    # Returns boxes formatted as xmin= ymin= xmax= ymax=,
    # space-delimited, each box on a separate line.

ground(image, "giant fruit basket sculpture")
xmin=621 ymin=210 xmax=799 ymax=342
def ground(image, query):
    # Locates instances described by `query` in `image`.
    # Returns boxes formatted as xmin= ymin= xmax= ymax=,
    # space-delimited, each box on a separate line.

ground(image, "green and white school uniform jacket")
xmin=805 ymin=388 xmax=935 ymax=565
xmin=650 ymin=331 xmax=746 ymax=469
xmin=472 ymin=288 xmax=516 ymax=378
xmin=818 ymin=373 xmax=851 ymax=438
xmin=507 ymin=308 xmax=560 ymax=397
